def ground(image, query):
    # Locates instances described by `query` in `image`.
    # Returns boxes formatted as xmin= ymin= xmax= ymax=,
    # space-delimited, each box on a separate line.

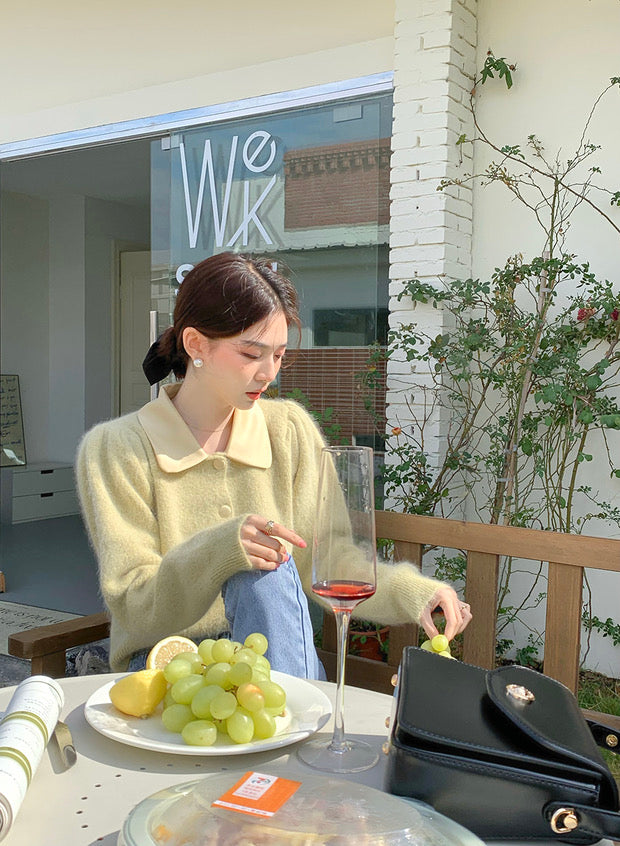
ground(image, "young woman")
xmin=76 ymin=253 xmax=471 ymax=676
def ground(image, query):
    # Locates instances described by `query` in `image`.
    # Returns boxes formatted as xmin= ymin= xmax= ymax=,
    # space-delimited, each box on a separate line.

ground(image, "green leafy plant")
xmin=349 ymin=620 xmax=390 ymax=660
xmin=382 ymin=54 xmax=620 ymax=667
xmin=389 ymin=259 xmax=620 ymax=532
xmin=355 ymin=342 xmax=388 ymax=434
xmin=282 ymin=387 xmax=347 ymax=445
xmin=582 ymin=612 xmax=620 ymax=648
xmin=514 ymin=634 xmax=543 ymax=669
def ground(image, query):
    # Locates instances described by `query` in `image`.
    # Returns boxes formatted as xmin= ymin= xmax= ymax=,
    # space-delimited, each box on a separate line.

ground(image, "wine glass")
xmin=297 ymin=445 xmax=379 ymax=773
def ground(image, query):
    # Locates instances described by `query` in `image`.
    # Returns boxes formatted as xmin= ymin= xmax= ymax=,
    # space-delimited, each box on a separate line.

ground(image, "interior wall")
xmin=1 ymin=192 xmax=51 ymax=463
xmin=285 ymin=247 xmax=388 ymax=348
xmin=1 ymin=1 xmax=395 ymax=144
xmin=84 ymin=198 xmax=149 ymax=431
xmin=1 ymin=191 xmax=150 ymax=465
xmin=48 ymin=196 xmax=86 ymax=463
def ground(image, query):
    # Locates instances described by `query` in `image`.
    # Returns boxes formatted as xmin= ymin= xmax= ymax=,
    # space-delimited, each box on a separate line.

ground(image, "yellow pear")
xmin=109 ymin=669 xmax=168 ymax=718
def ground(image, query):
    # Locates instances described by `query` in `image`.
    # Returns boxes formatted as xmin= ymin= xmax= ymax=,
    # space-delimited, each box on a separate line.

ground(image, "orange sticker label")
xmin=212 ymin=771 xmax=301 ymax=818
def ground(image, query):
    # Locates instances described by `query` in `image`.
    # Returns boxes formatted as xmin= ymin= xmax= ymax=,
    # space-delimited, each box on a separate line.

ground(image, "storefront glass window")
xmin=151 ymin=91 xmax=392 ymax=446
xmin=0 ymin=85 xmax=391 ymax=612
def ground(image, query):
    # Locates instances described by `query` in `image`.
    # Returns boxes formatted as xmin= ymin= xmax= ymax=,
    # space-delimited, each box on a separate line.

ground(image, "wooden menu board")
xmin=1 ymin=374 xmax=27 ymax=466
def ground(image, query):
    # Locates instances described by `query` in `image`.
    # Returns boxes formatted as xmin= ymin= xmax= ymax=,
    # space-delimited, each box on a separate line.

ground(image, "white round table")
xmin=0 ymin=674 xmax=614 ymax=846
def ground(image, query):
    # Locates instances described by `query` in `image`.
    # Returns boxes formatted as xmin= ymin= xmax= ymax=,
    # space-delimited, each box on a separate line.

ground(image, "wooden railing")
xmin=317 ymin=510 xmax=620 ymax=698
xmin=8 ymin=612 xmax=111 ymax=678
xmin=8 ymin=511 xmax=620 ymax=709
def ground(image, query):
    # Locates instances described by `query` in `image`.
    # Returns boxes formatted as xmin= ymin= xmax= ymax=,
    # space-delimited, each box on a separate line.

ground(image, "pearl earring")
xmin=193 ymin=358 xmax=204 ymax=368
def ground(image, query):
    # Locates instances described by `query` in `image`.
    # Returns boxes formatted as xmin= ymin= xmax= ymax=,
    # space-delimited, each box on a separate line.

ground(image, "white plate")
xmin=84 ymin=671 xmax=332 ymax=756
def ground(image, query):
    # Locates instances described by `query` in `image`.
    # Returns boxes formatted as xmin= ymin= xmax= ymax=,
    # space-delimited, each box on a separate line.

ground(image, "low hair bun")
xmin=142 ymin=326 xmax=184 ymax=386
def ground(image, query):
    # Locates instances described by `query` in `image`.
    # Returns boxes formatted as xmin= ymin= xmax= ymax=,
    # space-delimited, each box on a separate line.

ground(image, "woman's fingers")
xmin=246 ymin=554 xmax=281 ymax=572
xmin=418 ymin=605 xmax=440 ymax=640
xmin=420 ymin=586 xmax=473 ymax=641
xmin=440 ymin=592 xmax=462 ymax=641
xmin=457 ymin=601 xmax=473 ymax=634
xmin=244 ymin=538 xmax=287 ymax=565
xmin=240 ymin=515 xmax=307 ymax=570
xmin=242 ymin=515 xmax=306 ymax=548
xmin=256 ymin=517 xmax=307 ymax=549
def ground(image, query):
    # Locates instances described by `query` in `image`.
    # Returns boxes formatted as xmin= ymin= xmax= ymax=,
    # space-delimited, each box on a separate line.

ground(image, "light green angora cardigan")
xmin=76 ymin=384 xmax=443 ymax=670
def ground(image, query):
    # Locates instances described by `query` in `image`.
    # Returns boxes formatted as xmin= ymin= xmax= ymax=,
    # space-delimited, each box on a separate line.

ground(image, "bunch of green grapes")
xmin=419 ymin=633 xmax=456 ymax=658
xmin=159 ymin=633 xmax=287 ymax=746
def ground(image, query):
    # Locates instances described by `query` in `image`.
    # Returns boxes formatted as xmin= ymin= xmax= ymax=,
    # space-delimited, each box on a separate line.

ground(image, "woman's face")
xmin=199 ymin=311 xmax=289 ymax=411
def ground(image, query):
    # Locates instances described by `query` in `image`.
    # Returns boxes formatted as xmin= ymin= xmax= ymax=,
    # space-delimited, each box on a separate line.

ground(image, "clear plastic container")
xmin=118 ymin=765 xmax=484 ymax=846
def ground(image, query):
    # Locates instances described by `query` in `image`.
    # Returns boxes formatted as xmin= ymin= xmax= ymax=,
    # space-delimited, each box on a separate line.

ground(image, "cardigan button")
xmin=213 ymin=457 xmax=226 ymax=471
xmin=219 ymin=504 xmax=232 ymax=518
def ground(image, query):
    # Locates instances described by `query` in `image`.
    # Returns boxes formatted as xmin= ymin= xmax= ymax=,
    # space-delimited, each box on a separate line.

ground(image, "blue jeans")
xmin=222 ymin=555 xmax=325 ymax=680
xmin=128 ymin=555 xmax=325 ymax=680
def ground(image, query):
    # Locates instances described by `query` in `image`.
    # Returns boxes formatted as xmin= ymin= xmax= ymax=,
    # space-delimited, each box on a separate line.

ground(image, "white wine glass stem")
xmin=330 ymin=609 xmax=351 ymax=752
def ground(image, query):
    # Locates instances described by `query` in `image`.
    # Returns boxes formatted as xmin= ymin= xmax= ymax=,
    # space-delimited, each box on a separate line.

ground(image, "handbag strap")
xmin=546 ymin=802 xmax=620 ymax=841
xmin=586 ymin=718 xmax=620 ymax=756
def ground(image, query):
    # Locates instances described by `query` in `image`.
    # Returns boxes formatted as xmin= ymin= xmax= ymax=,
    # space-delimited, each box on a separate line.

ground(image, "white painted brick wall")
xmin=395 ymin=14 xmax=453 ymax=38
xmin=388 ymin=0 xmax=477 ymax=503
xmin=391 ymin=145 xmax=451 ymax=168
xmin=392 ymin=109 xmax=462 ymax=134
xmin=390 ymin=179 xmax=440 ymax=200
xmin=390 ymin=210 xmax=449 ymax=235
xmin=422 ymin=0 xmax=457 ymax=15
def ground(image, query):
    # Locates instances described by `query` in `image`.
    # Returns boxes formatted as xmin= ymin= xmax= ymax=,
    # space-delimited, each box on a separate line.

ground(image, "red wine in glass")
xmin=312 ymin=580 xmax=376 ymax=611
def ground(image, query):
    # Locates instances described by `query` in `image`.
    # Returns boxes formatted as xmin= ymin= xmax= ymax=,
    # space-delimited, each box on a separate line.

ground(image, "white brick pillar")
xmin=386 ymin=0 xmax=477 ymax=490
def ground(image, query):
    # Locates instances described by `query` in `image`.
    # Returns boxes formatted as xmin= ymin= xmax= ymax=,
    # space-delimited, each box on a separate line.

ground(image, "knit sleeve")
xmin=75 ymin=422 xmax=251 ymax=651
xmin=283 ymin=401 xmax=444 ymax=626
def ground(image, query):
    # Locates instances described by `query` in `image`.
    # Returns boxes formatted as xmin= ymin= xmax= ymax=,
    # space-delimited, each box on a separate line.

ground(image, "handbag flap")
xmin=395 ymin=648 xmax=548 ymax=760
xmin=486 ymin=664 xmax=617 ymax=797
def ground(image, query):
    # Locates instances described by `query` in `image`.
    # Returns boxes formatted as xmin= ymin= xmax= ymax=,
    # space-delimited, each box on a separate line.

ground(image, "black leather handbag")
xmin=384 ymin=647 xmax=620 ymax=844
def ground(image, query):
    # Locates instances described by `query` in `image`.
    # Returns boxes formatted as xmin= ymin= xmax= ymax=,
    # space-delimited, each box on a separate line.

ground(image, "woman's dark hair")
xmin=143 ymin=252 xmax=300 ymax=385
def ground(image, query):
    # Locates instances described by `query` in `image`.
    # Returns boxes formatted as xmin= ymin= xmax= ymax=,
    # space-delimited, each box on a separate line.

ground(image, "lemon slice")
xmin=146 ymin=635 xmax=198 ymax=669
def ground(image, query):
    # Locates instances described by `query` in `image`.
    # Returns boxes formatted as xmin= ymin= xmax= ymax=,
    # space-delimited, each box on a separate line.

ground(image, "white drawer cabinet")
xmin=0 ymin=462 xmax=79 ymax=524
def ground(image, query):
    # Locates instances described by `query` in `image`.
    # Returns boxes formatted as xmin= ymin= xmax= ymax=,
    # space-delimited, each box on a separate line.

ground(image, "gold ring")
xmin=264 ymin=520 xmax=275 ymax=536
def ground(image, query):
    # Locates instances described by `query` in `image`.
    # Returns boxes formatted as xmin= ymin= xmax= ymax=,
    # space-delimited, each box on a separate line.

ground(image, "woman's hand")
xmin=240 ymin=515 xmax=307 ymax=571
xmin=419 ymin=585 xmax=472 ymax=641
